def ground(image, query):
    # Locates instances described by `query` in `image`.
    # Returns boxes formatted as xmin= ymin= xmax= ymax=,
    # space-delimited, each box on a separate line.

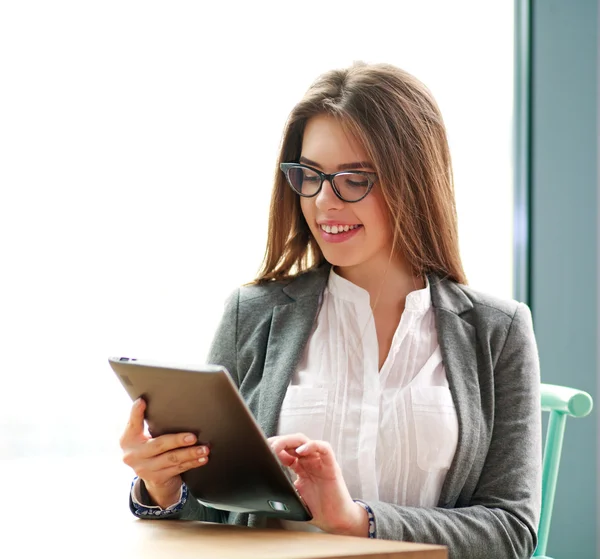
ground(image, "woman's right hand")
xmin=120 ymin=398 xmax=210 ymax=509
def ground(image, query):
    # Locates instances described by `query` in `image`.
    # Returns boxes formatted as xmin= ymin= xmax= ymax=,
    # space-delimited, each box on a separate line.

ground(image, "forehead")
xmin=301 ymin=114 xmax=368 ymax=167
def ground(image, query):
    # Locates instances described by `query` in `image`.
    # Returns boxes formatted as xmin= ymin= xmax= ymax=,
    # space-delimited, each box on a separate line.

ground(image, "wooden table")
xmin=2 ymin=456 xmax=446 ymax=559
xmin=15 ymin=518 xmax=446 ymax=559
xmin=106 ymin=520 xmax=446 ymax=558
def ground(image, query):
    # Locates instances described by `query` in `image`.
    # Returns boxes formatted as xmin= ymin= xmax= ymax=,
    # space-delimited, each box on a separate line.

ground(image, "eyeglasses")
xmin=280 ymin=162 xmax=377 ymax=203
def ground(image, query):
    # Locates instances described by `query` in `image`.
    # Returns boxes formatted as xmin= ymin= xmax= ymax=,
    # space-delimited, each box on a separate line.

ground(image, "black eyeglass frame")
xmin=280 ymin=162 xmax=377 ymax=203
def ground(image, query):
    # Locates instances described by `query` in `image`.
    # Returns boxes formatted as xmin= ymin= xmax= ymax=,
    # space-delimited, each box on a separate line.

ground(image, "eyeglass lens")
xmin=287 ymin=166 xmax=370 ymax=202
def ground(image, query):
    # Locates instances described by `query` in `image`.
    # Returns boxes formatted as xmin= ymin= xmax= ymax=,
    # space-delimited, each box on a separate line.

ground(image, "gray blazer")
xmin=149 ymin=264 xmax=542 ymax=559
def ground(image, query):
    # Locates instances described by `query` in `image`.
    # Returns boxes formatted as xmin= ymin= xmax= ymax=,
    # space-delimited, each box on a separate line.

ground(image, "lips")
xmin=316 ymin=223 xmax=363 ymax=243
xmin=319 ymin=223 xmax=361 ymax=235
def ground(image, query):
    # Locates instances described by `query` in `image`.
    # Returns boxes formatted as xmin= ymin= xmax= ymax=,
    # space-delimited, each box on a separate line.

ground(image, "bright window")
xmin=0 ymin=1 xmax=513 ymax=458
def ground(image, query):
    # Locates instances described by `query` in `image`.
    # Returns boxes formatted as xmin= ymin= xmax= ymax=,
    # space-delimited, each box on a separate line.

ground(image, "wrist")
xmin=352 ymin=500 xmax=376 ymax=538
xmin=144 ymin=479 xmax=183 ymax=509
xmin=331 ymin=501 xmax=370 ymax=537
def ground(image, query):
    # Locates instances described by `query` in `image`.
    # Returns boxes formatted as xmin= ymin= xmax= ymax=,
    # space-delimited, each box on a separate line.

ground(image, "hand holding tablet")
xmin=119 ymin=397 xmax=209 ymax=509
xmin=109 ymin=357 xmax=312 ymax=521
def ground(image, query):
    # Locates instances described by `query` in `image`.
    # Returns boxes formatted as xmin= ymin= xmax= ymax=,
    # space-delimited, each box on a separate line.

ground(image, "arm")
xmin=128 ymin=478 xmax=228 ymax=522
xmin=365 ymin=303 xmax=542 ymax=559
xmin=129 ymin=480 xmax=229 ymax=522
xmin=205 ymin=288 xmax=240 ymax=387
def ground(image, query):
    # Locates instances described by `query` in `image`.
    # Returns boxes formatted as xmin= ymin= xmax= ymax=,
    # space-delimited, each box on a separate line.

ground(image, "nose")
xmin=315 ymin=179 xmax=344 ymax=211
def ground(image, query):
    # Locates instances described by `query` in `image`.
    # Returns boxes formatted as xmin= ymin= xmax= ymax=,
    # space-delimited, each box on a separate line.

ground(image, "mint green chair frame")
xmin=534 ymin=384 xmax=593 ymax=558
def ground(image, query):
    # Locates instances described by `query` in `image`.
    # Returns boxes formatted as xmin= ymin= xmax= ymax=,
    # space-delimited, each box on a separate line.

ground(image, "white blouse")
xmin=277 ymin=268 xmax=459 ymax=508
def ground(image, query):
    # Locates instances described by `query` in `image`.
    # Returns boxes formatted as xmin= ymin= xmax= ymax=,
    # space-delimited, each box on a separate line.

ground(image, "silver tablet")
xmin=109 ymin=357 xmax=311 ymax=521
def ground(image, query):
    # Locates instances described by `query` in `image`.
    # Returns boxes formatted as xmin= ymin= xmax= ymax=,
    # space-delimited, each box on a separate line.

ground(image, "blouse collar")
xmin=327 ymin=267 xmax=432 ymax=311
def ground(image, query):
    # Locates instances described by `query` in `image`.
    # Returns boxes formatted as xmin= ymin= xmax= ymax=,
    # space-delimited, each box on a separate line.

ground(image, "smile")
xmin=320 ymin=224 xmax=361 ymax=235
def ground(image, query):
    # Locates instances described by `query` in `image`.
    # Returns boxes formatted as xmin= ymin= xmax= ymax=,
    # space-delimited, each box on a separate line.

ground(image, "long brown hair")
xmin=255 ymin=62 xmax=467 ymax=285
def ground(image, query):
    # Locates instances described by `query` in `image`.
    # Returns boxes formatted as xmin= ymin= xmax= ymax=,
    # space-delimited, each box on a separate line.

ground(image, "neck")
xmin=334 ymin=256 xmax=425 ymax=311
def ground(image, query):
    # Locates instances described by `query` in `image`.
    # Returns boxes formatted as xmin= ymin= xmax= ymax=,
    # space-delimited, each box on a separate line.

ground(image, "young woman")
xmin=120 ymin=62 xmax=541 ymax=559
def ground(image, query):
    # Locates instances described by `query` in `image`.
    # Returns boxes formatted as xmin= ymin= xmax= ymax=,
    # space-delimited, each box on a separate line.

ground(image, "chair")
xmin=534 ymin=383 xmax=594 ymax=558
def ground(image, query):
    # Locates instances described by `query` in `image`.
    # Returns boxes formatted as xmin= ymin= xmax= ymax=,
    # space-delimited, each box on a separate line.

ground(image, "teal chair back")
xmin=534 ymin=383 xmax=593 ymax=558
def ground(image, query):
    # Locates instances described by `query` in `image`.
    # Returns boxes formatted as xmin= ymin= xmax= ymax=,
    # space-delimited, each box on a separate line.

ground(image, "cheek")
xmin=360 ymin=196 xmax=394 ymax=247
xmin=300 ymin=198 xmax=315 ymax=225
xmin=361 ymin=195 xmax=390 ymax=230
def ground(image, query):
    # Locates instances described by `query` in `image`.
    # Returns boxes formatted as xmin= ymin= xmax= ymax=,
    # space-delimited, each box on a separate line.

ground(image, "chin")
xmin=321 ymin=251 xmax=364 ymax=269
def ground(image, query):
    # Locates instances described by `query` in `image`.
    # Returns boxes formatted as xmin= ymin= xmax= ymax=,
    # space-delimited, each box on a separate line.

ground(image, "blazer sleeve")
xmin=365 ymin=303 xmax=542 ymax=559
xmin=205 ymin=288 xmax=241 ymax=387
xmin=139 ymin=289 xmax=241 ymax=523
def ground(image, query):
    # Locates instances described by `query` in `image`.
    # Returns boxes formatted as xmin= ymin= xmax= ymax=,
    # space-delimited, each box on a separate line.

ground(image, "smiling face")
xmin=299 ymin=114 xmax=394 ymax=274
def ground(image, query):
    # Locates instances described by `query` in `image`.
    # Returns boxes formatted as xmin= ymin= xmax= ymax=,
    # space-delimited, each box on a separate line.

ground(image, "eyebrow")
xmin=299 ymin=156 xmax=374 ymax=172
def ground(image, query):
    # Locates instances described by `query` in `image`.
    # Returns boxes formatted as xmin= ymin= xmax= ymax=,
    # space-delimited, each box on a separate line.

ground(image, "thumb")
xmin=120 ymin=398 xmax=149 ymax=446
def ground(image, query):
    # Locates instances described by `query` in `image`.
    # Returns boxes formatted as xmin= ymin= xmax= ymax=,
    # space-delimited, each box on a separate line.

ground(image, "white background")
xmin=0 ymin=1 xmax=513 ymax=459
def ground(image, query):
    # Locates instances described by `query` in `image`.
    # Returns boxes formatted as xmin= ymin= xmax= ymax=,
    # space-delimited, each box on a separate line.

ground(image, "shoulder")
xmin=430 ymin=275 xmax=535 ymax=358
xmin=458 ymin=284 xmax=522 ymax=320
xmin=461 ymin=284 xmax=534 ymax=347
xmin=430 ymin=274 xmax=528 ymax=324
xmin=460 ymin=284 xmax=534 ymax=336
xmin=430 ymin=279 xmax=539 ymax=398
xmin=232 ymin=265 xmax=330 ymax=310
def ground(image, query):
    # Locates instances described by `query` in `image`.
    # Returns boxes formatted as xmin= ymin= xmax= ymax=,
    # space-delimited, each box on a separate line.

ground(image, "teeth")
xmin=320 ymin=224 xmax=359 ymax=235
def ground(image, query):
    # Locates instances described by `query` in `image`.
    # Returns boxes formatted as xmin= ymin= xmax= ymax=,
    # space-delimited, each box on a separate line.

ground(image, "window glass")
xmin=0 ymin=1 xmax=513 ymax=458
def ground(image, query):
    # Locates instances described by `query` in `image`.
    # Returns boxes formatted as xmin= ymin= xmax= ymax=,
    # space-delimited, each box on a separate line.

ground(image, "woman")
xmin=120 ymin=62 xmax=541 ymax=559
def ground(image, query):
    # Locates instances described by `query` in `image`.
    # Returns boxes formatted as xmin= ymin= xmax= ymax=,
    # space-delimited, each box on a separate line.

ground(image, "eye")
xmin=346 ymin=177 xmax=369 ymax=187
xmin=303 ymin=173 xmax=320 ymax=183
xmin=338 ymin=173 xmax=370 ymax=188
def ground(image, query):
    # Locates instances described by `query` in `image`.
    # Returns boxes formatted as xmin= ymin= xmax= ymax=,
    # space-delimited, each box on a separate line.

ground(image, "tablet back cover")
xmin=110 ymin=358 xmax=311 ymax=521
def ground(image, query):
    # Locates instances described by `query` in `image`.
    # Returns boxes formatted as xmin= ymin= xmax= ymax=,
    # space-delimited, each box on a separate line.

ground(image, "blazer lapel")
xmin=256 ymin=266 xmax=329 ymax=438
xmin=429 ymin=275 xmax=481 ymax=508
xmin=243 ymin=267 xmax=329 ymax=530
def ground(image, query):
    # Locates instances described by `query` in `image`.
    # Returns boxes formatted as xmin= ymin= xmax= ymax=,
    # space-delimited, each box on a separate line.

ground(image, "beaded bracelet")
xmin=354 ymin=499 xmax=377 ymax=539
xmin=131 ymin=477 xmax=188 ymax=517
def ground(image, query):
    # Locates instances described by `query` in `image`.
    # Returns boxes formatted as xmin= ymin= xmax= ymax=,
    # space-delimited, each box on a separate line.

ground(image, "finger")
xmin=144 ymin=456 xmax=210 ymax=486
xmin=153 ymin=445 xmax=211 ymax=470
xmin=138 ymin=432 xmax=200 ymax=460
xmin=272 ymin=448 xmax=298 ymax=467
xmin=295 ymin=440 xmax=337 ymax=468
xmin=269 ymin=433 xmax=310 ymax=454
xmin=295 ymin=440 xmax=322 ymax=455
xmin=119 ymin=398 xmax=147 ymax=447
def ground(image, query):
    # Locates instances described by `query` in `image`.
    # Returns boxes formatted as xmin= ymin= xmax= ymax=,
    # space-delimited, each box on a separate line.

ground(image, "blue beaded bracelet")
xmin=131 ymin=477 xmax=188 ymax=517
xmin=354 ymin=499 xmax=377 ymax=539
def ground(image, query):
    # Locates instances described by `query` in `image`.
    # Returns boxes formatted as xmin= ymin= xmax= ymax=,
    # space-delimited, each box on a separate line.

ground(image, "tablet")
xmin=109 ymin=357 xmax=312 ymax=521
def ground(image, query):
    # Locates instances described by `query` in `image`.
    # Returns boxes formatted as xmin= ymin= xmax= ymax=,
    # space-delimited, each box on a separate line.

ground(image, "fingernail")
xmin=198 ymin=457 xmax=207 ymax=464
xmin=296 ymin=444 xmax=308 ymax=454
xmin=184 ymin=434 xmax=196 ymax=443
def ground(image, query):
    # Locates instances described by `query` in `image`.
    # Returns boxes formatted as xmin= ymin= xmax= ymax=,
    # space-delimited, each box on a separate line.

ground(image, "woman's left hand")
xmin=268 ymin=433 xmax=368 ymax=536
